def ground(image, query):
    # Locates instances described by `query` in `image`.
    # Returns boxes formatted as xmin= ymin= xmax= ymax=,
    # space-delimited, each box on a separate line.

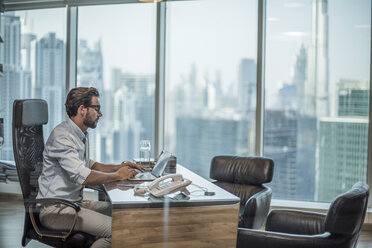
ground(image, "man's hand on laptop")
xmin=117 ymin=166 xmax=138 ymax=180
xmin=121 ymin=161 xmax=145 ymax=172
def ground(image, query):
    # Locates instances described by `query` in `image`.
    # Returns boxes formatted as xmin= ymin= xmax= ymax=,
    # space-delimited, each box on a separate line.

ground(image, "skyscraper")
xmin=0 ymin=13 xmax=22 ymax=160
xmin=270 ymin=45 xmax=316 ymax=201
xmin=34 ymin=32 xmax=66 ymax=137
xmin=176 ymin=113 xmax=250 ymax=178
xmin=317 ymin=117 xmax=368 ymax=201
xmin=265 ymin=110 xmax=298 ymax=200
xmin=337 ymin=79 xmax=369 ymax=117
xmin=317 ymin=79 xmax=369 ymax=201
xmin=305 ymin=0 xmax=330 ymax=118
xmin=108 ymin=69 xmax=155 ymax=163
xmin=77 ymin=39 xmax=104 ymax=161
xmin=77 ymin=39 xmax=104 ymax=90
xmin=238 ymin=58 xmax=256 ymax=112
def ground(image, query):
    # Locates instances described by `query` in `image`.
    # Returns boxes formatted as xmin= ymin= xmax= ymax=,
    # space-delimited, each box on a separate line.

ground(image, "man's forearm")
xmin=91 ymin=162 xmax=124 ymax=173
xmin=82 ymin=170 xmax=120 ymax=186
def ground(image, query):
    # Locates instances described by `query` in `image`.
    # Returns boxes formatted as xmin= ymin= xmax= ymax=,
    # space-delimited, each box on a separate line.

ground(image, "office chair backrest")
xmin=12 ymin=99 xmax=48 ymax=200
xmin=210 ymin=156 xmax=274 ymax=186
xmin=324 ymin=182 xmax=369 ymax=236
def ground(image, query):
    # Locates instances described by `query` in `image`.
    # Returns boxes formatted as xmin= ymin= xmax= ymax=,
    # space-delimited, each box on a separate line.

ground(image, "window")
xmin=164 ymin=0 xmax=258 ymax=178
xmin=77 ymin=4 xmax=156 ymax=163
xmin=0 ymin=9 xmax=66 ymax=160
xmin=264 ymin=0 xmax=371 ymax=202
xmin=1 ymin=0 xmax=370 ymax=207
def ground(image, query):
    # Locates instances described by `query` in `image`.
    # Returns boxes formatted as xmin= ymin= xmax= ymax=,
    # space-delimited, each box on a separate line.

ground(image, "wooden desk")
xmin=107 ymin=165 xmax=240 ymax=248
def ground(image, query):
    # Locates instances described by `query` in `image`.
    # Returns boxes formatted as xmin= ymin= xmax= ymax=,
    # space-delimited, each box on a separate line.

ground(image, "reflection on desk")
xmin=107 ymin=164 xmax=240 ymax=248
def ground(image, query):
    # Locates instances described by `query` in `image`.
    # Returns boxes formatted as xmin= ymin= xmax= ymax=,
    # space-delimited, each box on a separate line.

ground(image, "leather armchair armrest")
xmin=241 ymin=186 xmax=272 ymax=229
xmin=266 ymin=209 xmax=325 ymax=235
xmin=237 ymin=228 xmax=334 ymax=248
xmin=25 ymin=198 xmax=81 ymax=212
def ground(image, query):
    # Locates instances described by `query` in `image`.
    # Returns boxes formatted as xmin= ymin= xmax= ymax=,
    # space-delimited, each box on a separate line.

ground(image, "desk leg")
xmin=112 ymin=203 xmax=239 ymax=248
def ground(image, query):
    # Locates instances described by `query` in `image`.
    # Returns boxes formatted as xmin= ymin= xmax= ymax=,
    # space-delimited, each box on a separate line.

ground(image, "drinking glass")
xmin=139 ymin=140 xmax=151 ymax=165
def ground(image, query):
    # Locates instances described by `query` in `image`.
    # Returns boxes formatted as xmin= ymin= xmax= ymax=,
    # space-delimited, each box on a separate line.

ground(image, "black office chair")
xmin=12 ymin=99 xmax=97 ymax=248
xmin=237 ymin=182 xmax=370 ymax=248
xmin=210 ymin=155 xmax=274 ymax=229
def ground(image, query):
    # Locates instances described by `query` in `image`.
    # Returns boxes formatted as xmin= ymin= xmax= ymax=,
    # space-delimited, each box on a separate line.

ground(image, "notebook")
xmin=129 ymin=150 xmax=172 ymax=181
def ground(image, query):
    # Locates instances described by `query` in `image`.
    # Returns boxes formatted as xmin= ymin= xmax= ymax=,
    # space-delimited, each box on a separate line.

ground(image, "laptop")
xmin=129 ymin=150 xmax=172 ymax=181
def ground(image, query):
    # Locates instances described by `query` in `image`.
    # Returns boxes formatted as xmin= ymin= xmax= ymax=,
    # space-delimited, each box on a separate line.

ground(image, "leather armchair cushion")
xmin=210 ymin=156 xmax=274 ymax=185
xmin=237 ymin=228 xmax=347 ymax=248
xmin=266 ymin=209 xmax=325 ymax=235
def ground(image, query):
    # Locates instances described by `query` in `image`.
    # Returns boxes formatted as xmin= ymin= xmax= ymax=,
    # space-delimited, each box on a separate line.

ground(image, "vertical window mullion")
xmin=367 ymin=1 xmax=372 ymax=208
xmin=154 ymin=1 xmax=166 ymax=157
xmin=255 ymin=0 xmax=266 ymax=156
xmin=65 ymin=5 xmax=78 ymax=92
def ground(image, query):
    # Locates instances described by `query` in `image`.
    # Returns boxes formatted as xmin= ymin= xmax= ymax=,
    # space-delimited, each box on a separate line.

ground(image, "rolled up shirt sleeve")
xmin=88 ymin=159 xmax=96 ymax=169
xmin=48 ymin=137 xmax=92 ymax=185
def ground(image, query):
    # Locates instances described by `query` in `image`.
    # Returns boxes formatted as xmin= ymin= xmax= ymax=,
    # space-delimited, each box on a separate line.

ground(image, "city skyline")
xmin=0 ymin=0 xmax=370 ymax=203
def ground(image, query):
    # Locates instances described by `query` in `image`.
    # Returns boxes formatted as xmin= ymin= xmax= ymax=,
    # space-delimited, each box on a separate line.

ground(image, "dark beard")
xmin=83 ymin=112 xmax=98 ymax=129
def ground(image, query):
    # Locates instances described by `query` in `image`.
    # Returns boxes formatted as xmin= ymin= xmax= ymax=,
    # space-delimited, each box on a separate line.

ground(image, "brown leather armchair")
xmin=210 ymin=155 xmax=274 ymax=229
xmin=237 ymin=182 xmax=370 ymax=248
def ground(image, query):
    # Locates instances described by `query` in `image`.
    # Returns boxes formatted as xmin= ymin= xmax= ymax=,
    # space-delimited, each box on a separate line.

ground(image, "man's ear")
xmin=78 ymin=105 xmax=85 ymax=116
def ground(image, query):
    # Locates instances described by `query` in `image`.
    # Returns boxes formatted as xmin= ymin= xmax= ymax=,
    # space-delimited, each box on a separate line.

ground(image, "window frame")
xmin=3 ymin=0 xmax=371 ymax=208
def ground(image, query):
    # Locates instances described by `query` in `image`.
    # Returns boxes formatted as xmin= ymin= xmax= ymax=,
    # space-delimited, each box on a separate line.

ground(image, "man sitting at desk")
xmin=37 ymin=87 xmax=143 ymax=248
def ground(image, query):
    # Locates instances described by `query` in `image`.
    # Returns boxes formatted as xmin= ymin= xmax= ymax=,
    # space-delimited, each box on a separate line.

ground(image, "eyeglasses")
xmin=85 ymin=105 xmax=101 ymax=113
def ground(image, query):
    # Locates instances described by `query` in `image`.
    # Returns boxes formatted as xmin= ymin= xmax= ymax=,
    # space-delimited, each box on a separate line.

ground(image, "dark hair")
xmin=65 ymin=87 xmax=100 ymax=117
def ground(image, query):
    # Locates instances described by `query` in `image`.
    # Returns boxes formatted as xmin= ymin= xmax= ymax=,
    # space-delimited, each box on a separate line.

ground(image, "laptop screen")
xmin=151 ymin=150 xmax=172 ymax=177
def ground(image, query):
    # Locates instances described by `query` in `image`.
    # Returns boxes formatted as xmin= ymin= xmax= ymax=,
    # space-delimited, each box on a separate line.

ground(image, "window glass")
xmin=77 ymin=4 xmax=156 ymax=163
xmin=0 ymin=9 xmax=66 ymax=161
xmin=165 ymin=0 xmax=258 ymax=178
xmin=264 ymin=0 xmax=371 ymax=202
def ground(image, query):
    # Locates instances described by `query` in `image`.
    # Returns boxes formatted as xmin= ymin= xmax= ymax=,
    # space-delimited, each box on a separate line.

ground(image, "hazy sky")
xmin=17 ymin=0 xmax=372 ymax=107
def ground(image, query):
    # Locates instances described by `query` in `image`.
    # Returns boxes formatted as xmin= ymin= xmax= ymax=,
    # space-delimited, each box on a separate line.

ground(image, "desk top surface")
xmin=106 ymin=165 xmax=240 ymax=209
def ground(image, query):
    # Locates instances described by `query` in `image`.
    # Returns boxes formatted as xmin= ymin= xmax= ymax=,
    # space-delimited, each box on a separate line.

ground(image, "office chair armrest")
xmin=241 ymin=186 xmax=272 ymax=229
xmin=85 ymin=184 xmax=109 ymax=202
xmin=237 ymin=228 xmax=331 ymax=248
xmin=25 ymin=198 xmax=81 ymax=212
xmin=266 ymin=209 xmax=325 ymax=235
xmin=25 ymin=198 xmax=82 ymax=240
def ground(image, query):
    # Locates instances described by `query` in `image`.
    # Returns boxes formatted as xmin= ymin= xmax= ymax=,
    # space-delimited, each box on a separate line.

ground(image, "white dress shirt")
xmin=37 ymin=118 xmax=95 ymax=202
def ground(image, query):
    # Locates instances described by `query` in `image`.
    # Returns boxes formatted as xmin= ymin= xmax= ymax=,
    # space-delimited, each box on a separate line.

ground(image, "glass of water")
xmin=139 ymin=140 xmax=151 ymax=165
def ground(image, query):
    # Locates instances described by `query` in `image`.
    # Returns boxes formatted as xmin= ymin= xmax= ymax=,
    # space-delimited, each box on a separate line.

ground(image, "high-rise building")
xmin=272 ymin=45 xmax=316 ymax=201
xmin=265 ymin=110 xmax=298 ymax=199
xmin=0 ymin=13 xmax=22 ymax=160
xmin=34 ymin=32 xmax=65 ymax=137
xmin=20 ymin=13 xmax=36 ymax=99
xmin=77 ymin=39 xmax=104 ymax=161
xmin=337 ymin=79 xmax=369 ymax=117
xmin=305 ymin=0 xmax=330 ymax=118
xmin=107 ymin=70 xmax=155 ymax=162
xmin=317 ymin=117 xmax=368 ymax=201
xmin=78 ymin=39 xmax=104 ymax=90
xmin=238 ymin=58 xmax=256 ymax=111
xmin=317 ymin=79 xmax=369 ymax=201
xmin=21 ymin=33 xmax=36 ymax=99
xmin=279 ymin=45 xmax=307 ymax=111
xmin=175 ymin=113 xmax=250 ymax=178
